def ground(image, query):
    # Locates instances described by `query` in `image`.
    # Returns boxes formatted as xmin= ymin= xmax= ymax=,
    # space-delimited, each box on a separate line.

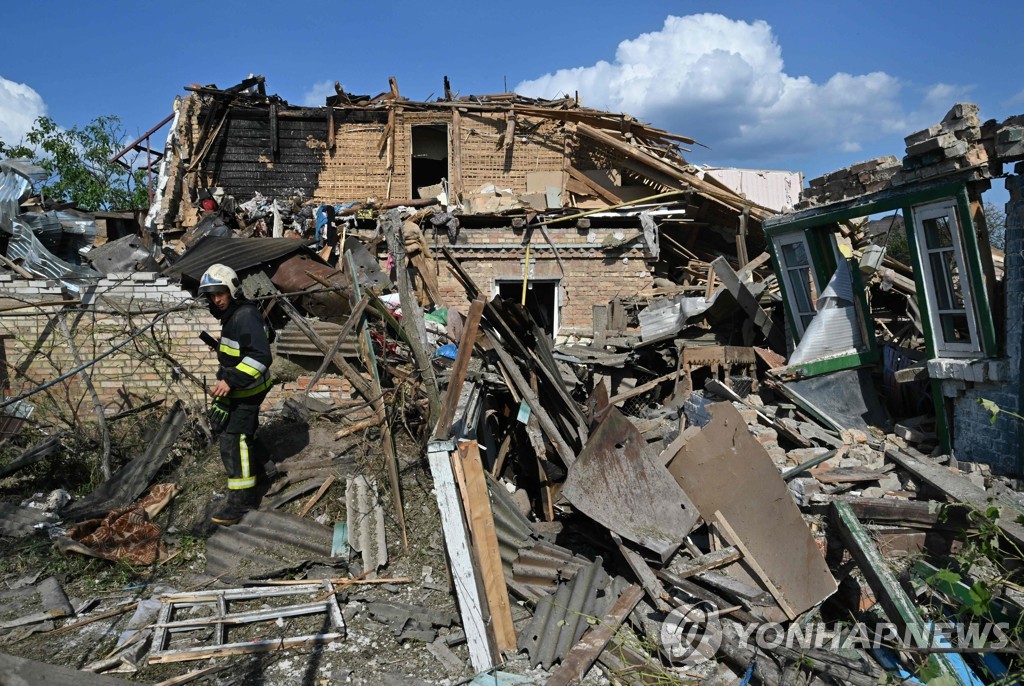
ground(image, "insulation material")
xmin=788 ymin=259 xmax=864 ymax=365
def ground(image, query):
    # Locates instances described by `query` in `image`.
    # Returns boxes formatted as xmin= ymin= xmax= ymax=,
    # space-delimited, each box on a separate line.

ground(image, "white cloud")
xmin=302 ymin=80 xmax=337 ymax=107
xmin=515 ymin=14 xmax=929 ymax=166
xmin=0 ymin=76 xmax=46 ymax=149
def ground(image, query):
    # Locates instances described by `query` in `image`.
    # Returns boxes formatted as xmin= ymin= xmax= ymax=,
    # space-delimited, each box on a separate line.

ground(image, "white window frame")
xmin=493 ymin=278 xmax=562 ymax=335
xmin=775 ymin=231 xmax=822 ymax=338
xmin=911 ymin=199 xmax=981 ymax=357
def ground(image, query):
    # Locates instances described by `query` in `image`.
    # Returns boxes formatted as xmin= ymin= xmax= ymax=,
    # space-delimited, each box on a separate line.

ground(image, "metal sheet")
xmin=517 ymin=556 xmax=612 ymax=669
xmin=275 ymin=319 xmax=359 ymax=358
xmin=61 ymin=401 xmax=186 ymax=522
xmin=703 ymin=167 xmax=803 ymax=213
xmin=778 ymin=367 xmax=889 ymax=433
xmin=204 ymin=509 xmax=336 ymax=581
xmin=4 ymin=217 xmax=100 ymax=286
xmin=561 ymin=406 xmax=698 ymax=562
xmin=346 ymin=475 xmax=387 ymax=575
xmin=84 ymin=233 xmax=159 ymax=274
xmin=164 ymin=236 xmax=313 ymax=281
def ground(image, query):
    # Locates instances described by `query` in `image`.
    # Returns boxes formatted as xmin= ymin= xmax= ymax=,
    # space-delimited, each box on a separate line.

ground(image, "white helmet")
xmin=199 ymin=263 xmax=241 ymax=298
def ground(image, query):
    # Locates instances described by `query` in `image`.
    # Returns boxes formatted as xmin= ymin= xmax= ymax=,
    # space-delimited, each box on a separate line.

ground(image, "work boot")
xmin=210 ymin=488 xmax=256 ymax=526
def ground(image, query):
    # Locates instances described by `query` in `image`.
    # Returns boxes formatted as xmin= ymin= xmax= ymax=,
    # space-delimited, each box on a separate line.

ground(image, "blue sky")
xmin=1 ymin=0 xmax=1021 ymax=190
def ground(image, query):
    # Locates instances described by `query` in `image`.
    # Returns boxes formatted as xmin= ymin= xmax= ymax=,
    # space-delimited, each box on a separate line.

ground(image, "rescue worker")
xmin=198 ymin=263 xmax=274 ymax=525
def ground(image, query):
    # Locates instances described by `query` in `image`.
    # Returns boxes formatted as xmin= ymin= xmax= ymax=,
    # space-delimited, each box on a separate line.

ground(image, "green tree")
xmin=0 ymin=115 xmax=150 ymax=211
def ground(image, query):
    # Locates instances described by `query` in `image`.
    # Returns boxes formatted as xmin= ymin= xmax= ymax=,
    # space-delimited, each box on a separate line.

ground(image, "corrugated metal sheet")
xmin=5 ymin=218 xmax=100 ymax=286
xmin=703 ymin=167 xmax=803 ymax=213
xmin=164 ymin=236 xmax=313 ymax=281
xmin=204 ymin=508 xmax=337 ymax=581
xmin=485 ymin=473 xmax=535 ymax=575
xmin=518 ymin=556 xmax=613 ymax=668
xmin=511 ymin=540 xmax=589 ymax=601
xmin=788 ymin=260 xmax=864 ymax=366
xmin=0 ymin=503 xmax=54 ymax=538
xmin=346 ymin=475 xmax=387 ymax=575
xmin=275 ymin=319 xmax=359 ymax=358
xmin=62 ymin=402 xmax=186 ymax=522
xmin=0 ymin=161 xmax=35 ymax=228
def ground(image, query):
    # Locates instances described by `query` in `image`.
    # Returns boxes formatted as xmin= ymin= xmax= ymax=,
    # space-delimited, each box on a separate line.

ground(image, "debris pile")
xmin=0 ymin=87 xmax=1023 ymax=686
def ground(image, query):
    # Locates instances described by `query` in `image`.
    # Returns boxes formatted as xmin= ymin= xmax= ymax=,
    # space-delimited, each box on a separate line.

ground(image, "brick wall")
xmin=436 ymin=224 xmax=654 ymax=332
xmin=949 ymin=172 xmax=1024 ymax=473
xmin=0 ymin=274 xmax=353 ymax=423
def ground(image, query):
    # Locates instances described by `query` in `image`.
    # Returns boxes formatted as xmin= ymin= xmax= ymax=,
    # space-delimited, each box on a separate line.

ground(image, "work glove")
xmin=208 ymin=398 xmax=230 ymax=435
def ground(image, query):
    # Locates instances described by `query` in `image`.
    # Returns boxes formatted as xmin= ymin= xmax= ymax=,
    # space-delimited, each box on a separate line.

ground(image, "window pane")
xmin=928 ymin=251 xmax=954 ymax=310
xmin=781 ymin=242 xmax=808 ymax=267
xmin=940 ymin=313 xmax=971 ymax=345
xmin=923 ymin=216 xmax=953 ymax=249
xmin=787 ymin=266 xmax=814 ymax=314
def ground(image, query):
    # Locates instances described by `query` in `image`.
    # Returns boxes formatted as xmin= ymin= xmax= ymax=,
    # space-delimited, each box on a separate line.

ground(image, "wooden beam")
xmin=544 ymin=585 xmax=644 ymax=686
xmin=831 ymin=501 xmax=970 ymax=685
xmin=432 ymin=297 xmax=485 ymax=440
xmin=710 ymin=256 xmax=785 ymax=351
xmin=565 ymin=165 xmax=623 ymax=205
xmin=427 ymin=441 xmax=496 ymax=672
xmin=456 ymin=441 xmax=516 ymax=651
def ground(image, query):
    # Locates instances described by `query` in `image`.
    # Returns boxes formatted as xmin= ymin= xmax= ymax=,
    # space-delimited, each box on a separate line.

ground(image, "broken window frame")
xmin=773 ymin=231 xmax=823 ymax=338
xmin=765 ymin=177 xmax=997 ymax=454
xmin=907 ymin=199 xmax=983 ymax=357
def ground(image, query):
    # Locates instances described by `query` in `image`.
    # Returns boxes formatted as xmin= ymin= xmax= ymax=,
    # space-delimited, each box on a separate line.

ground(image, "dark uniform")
xmin=210 ymin=298 xmax=273 ymax=494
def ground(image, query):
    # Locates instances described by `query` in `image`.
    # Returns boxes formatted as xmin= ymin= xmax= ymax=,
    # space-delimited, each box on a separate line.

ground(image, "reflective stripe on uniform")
xmin=240 ymin=356 xmax=268 ymax=373
xmin=229 ymin=377 xmax=273 ymax=398
xmin=228 ymin=434 xmax=255 ymax=489
xmin=219 ymin=337 xmax=241 ymax=356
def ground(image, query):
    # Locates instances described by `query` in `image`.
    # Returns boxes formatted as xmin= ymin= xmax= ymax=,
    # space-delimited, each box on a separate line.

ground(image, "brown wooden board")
xmin=667 ymin=402 xmax=837 ymax=617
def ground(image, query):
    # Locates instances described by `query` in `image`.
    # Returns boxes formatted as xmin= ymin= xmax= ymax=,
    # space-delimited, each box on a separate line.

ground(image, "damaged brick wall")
xmin=951 ymin=171 xmax=1024 ymax=471
xmin=0 ymin=276 xmax=353 ymax=420
xmin=437 ymin=225 xmax=654 ymax=333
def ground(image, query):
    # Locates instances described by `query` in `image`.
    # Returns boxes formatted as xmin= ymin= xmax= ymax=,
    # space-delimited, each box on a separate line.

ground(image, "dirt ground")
xmin=0 ymin=411 xmax=600 ymax=685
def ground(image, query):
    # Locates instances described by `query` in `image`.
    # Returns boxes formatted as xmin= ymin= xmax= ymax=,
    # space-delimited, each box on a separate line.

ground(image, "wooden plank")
xmin=831 ymin=501 xmax=970 ymax=685
xmin=432 ymin=297 xmax=485 ymax=440
xmin=457 ymin=441 xmax=516 ymax=651
xmin=611 ymin=533 xmax=671 ymax=612
xmin=426 ymin=441 xmax=496 ymax=672
xmin=486 ymin=330 xmax=576 ymax=466
xmin=810 ymin=465 xmax=894 ymax=484
xmin=544 ymin=584 xmax=644 ymax=686
xmin=608 ymin=367 xmax=684 ymax=405
xmin=710 ymin=256 xmax=785 ymax=351
xmin=662 ymin=547 xmax=742 ymax=581
xmin=885 ymin=446 xmax=1024 ymax=548
xmin=298 ymin=474 xmax=336 ymax=517
xmin=565 ymin=165 xmax=622 ymax=205
xmin=304 ymin=294 xmax=369 ymax=393
xmin=344 ymin=251 xmax=408 ymax=552
xmin=667 ymin=402 xmax=836 ymax=620
xmin=714 ymin=510 xmax=797 ymax=621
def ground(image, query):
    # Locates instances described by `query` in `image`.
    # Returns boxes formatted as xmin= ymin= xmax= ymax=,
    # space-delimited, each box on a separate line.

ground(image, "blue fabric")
xmin=435 ymin=344 xmax=458 ymax=360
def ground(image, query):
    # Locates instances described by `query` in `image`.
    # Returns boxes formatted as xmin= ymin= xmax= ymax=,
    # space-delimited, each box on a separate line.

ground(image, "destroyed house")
xmin=147 ymin=75 xmax=780 ymax=337
xmin=765 ymin=103 xmax=1024 ymax=475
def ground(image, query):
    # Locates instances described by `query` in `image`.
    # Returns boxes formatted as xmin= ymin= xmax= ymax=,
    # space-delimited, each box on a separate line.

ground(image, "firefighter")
xmin=198 ymin=263 xmax=274 ymax=525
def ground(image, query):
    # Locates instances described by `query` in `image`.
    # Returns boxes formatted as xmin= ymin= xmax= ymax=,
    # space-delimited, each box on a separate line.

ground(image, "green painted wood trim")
xmin=764 ymin=179 xmax=968 ymax=234
xmin=832 ymin=501 xmax=970 ymax=686
xmin=953 ymin=188 xmax=998 ymax=355
xmin=779 ymin=351 xmax=879 ymax=379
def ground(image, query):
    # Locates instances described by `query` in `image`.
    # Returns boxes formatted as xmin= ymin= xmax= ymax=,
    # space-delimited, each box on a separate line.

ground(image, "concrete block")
xmin=905 ymin=125 xmax=942 ymax=147
xmin=906 ymin=132 xmax=958 ymax=157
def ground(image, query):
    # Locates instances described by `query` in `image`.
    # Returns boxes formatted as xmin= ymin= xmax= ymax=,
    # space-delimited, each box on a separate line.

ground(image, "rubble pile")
xmin=1 ymin=86 xmax=1023 ymax=685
